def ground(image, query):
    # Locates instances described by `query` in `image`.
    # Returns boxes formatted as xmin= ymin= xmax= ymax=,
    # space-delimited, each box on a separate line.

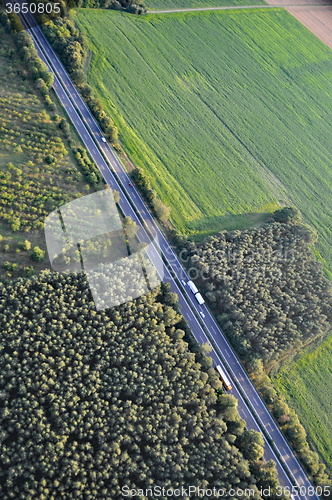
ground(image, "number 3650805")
xmin=6 ymin=3 xmax=61 ymax=14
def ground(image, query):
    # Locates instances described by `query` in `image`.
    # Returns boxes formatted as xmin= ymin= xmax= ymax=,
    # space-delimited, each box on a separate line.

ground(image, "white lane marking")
xmin=225 ymin=349 xmax=231 ymax=358
xmin=253 ymin=397 xmax=259 ymax=406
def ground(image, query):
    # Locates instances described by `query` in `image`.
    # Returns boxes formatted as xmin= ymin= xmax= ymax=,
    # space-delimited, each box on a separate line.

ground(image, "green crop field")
xmin=273 ymin=334 xmax=332 ymax=475
xmin=76 ymin=8 xmax=332 ymax=274
xmin=146 ymin=0 xmax=265 ymax=12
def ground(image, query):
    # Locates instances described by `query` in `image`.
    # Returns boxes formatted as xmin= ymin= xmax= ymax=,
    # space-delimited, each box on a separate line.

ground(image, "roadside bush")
xmin=20 ymin=239 xmax=31 ymax=251
xmin=131 ymin=167 xmax=171 ymax=224
xmin=45 ymin=154 xmax=56 ymax=164
xmin=249 ymin=360 xmax=331 ymax=488
xmin=23 ymin=265 xmax=34 ymax=277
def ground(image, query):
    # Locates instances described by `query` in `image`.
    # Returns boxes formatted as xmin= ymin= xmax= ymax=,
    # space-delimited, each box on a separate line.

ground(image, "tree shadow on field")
xmin=187 ymin=211 xmax=273 ymax=242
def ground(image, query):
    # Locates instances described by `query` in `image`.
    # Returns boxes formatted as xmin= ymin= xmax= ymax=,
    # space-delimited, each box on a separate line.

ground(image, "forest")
xmin=0 ymin=273 xmax=283 ymax=499
xmin=184 ymin=208 xmax=332 ymax=366
xmin=0 ymin=21 xmax=106 ymax=279
xmin=174 ymin=208 xmax=332 ymax=486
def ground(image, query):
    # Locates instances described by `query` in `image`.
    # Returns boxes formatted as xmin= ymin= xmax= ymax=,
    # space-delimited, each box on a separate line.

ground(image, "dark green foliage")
xmin=131 ymin=167 xmax=171 ymax=224
xmin=12 ymin=30 xmax=54 ymax=90
xmin=187 ymin=214 xmax=332 ymax=364
xmin=83 ymin=87 xmax=119 ymax=143
xmin=0 ymin=272 xmax=277 ymax=499
xmin=43 ymin=17 xmax=87 ymax=76
xmin=73 ymin=146 xmax=102 ymax=186
xmin=0 ymin=10 xmax=12 ymax=33
xmin=31 ymin=245 xmax=45 ymax=261
xmin=77 ymin=0 xmax=146 ymax=14
xmin=86 ymin=170 xmax=97 ymax=185
xmin=59 ymin=117 xmax=70 ymax=137
xmin=23 ymin=265 xmax=34 ymax=277
xmin=7 ymin=13 xmax=23 ymax=32
xmin=272 ymin=207 xmax=301 ymax=225
xmin=45 ymin=154 xmax=56 ymax=164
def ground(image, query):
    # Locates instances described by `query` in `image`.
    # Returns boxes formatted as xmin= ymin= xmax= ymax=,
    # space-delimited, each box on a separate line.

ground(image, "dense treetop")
xmin=0 ymin=272 xmax=280 ymax=499
xmin=186 ymin=213 xmax=332 ymax=365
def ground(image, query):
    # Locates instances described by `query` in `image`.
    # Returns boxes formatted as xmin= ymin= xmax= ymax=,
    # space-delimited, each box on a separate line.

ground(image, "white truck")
xmin=187 ymin=281 xmax=205 ymax=305
xmin=187 ymin=280 xmax=198 ymax=294
xmin=195 ymin=293 xmax=205 ymax=305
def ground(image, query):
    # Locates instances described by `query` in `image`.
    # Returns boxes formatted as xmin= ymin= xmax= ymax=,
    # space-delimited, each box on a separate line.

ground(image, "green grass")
xmin=146 ymin=0 xmax=265 ymax=11
xmin=188 ymin=210 xmax=272 ymax=241
xmin=273 ymin=333 xmax=332 ymax=476
xmin=76 ymin=8 xmax=332 ymax=273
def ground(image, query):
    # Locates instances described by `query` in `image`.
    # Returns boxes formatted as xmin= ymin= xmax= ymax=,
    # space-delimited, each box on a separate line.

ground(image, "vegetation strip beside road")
xmin=274 ymin=334 xmax=332 ymax=476
xmin=0 ymin=25 xmax=101 ymax=279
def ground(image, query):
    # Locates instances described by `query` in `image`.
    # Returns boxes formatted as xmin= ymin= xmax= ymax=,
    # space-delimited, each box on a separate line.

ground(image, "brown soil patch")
xmin=266 ymin=0 xmax=332 ymax=51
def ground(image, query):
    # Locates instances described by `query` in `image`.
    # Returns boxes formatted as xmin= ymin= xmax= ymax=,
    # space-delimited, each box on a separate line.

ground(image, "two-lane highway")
xmin=18 ymin=11 xmax=320 ymax=499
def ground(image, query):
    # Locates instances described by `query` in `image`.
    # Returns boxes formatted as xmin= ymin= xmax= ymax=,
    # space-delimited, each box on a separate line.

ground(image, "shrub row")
xmin=73 ymin=145 xmax=104 ymax=187
xmin=248 ymin=358 xmax=331 ymax=490
xmin=131 ymin=166 xmax=171 ymax=224
xmin=0 ymin=12 xmax=56 ymax=110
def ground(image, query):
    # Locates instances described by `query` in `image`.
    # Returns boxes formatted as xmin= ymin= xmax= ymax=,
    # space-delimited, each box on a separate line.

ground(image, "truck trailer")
xmin=195 ymin=293 xmax=205 ymax=305
xmin=187 ymin=280 xmax=198 ymax=294
xmin=215 ymin=365 xmax=232 ymax=391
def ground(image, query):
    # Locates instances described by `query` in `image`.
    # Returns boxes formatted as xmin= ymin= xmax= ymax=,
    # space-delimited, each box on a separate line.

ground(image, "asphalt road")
xmin=17 ymin=10 xmax=321 ymax=499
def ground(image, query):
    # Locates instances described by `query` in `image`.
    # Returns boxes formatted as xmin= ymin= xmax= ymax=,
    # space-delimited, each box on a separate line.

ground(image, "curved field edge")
xmin=273 ymin=333 xmax=332 ymax=476
xmin=75 ymin=8 xmax=332 ymax=274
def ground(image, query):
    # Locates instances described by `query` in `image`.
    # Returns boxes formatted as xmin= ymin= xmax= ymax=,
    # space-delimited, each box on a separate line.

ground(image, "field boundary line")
xmin=147 ymin=3 xmax=331 ymax=13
